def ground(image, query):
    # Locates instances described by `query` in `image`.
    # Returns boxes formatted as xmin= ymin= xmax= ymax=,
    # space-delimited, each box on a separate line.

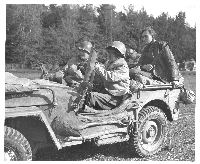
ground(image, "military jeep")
xmin=4 ymin=50 xmax=183 ymax=161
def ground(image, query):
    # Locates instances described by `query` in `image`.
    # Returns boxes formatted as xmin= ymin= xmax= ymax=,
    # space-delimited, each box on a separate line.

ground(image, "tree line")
xmin=6 ymin=4 xmax=196 ymax=68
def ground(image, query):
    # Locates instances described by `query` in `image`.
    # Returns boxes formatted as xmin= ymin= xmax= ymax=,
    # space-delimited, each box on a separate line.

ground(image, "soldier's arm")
xmin=95 ymin=63 xmax=129 ymax=82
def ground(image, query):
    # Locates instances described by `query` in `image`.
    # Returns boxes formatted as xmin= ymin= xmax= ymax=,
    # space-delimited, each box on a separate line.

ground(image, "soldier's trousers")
xmin=88 ymin=89 xmax=123 ymax=110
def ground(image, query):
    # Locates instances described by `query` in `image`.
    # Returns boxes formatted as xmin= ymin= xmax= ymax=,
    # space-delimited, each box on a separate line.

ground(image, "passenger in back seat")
xmin=129 ymin=26 xmax=183 ymax=87
xmin=86 ymin=41 xmax=130 ymax=110
xmin=125 ymin=48 xmax=162 ymax=92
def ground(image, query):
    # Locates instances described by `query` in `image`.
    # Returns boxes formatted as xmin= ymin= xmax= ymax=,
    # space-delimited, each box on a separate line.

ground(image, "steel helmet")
xmin=106 ymin=41 xmax=126 ymax=57
xmin=78 ymin=41 xmax=92 ymax=54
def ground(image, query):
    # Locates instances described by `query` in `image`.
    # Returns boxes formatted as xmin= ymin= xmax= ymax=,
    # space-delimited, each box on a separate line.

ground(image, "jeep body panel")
xmin=5 ymin=106 xmax=62 ymax=150
xmin=5 ymin=78 xmax=181 ymax=151
xmin=130 ymin=86 xmax=181 ymax=121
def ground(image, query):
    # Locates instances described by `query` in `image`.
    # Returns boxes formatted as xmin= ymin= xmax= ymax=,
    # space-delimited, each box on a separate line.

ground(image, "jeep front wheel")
xmin=4 ymin=126 xmax=32 ymax=161
xmin=129 ymin=106 xmax=167 ymax=157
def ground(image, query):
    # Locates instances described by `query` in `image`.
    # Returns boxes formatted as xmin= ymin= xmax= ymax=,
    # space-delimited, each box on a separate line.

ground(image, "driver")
xmin=63 ymin=41 xmax=92 ymax=87
xmin=87 ymin=41 xmax=130 ymax=110
xmin=41 ymin=41 xmax=92 ymax=87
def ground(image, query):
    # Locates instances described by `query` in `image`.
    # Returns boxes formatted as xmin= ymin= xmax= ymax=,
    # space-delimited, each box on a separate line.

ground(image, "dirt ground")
xmin=8 ymin=70 xmax=196 ymax=161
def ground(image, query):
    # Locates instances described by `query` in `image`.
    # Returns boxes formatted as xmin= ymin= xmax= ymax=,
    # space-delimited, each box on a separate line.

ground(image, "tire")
xmin=129 ymin=106 xmax=167 ymax=157
xmin=4 ymin=126 xmax=32 ymax=161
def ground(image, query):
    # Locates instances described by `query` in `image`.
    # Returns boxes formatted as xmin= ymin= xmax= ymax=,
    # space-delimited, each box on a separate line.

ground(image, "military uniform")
xmin=130 ymin=40 xmax=182 ymax=83
xmin=88 ymin=41 xmax=130 ymax=110
xmin=44 ymin=41 xmax=92 ymax=86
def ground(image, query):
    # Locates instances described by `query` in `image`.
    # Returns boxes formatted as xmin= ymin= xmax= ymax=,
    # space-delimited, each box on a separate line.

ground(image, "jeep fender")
xmin=5 ymin=106 xmax=62 ymax=150
xmin=132 ymin=89 xmax=180 ymax=121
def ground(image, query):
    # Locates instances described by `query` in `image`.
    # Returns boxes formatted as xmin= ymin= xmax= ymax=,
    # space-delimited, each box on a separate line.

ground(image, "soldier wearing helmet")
xmin=86 ymin=41 xmax=130 ymax=110
xmin=63 ymin=41 xmax=93 ymax=87
xmin=41 ymin=41 xmax=93 ymax=87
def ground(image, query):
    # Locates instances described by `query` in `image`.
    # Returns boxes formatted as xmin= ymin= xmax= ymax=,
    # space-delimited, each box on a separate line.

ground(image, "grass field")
xmin=5 ymin=69 xmax=196 ymax=161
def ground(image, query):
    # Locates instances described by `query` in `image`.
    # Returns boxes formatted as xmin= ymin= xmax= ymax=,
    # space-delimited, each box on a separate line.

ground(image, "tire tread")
xmin=129 ymin=106 xmax=167 ymax=157
xmin=4 ymin=126 xmax=32 ymax=161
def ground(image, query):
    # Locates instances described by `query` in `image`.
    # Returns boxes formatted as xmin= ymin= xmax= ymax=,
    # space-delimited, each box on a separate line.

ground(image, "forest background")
xmin=5 ymin=4 xmax=196 ymax=68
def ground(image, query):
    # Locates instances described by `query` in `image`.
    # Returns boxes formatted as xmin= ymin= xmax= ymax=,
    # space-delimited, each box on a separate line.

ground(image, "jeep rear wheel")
xmin=4 ymin=126 xmax=32 ymax=161
xmin=129 ymin=106 xmax=167 ymax=157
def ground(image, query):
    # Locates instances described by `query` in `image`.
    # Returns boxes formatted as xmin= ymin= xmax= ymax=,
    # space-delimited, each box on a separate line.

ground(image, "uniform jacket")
xmin=139 ymin=40 xmax=181 ymax=82
xmin=95 ymin=58 xmax=130 ymax=96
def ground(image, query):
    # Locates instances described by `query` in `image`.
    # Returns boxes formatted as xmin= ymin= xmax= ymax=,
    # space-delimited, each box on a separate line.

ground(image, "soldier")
xmin=63 ymin=41 xmax=92 ymax=87
xmin=40 ymin=41 xmax=92 ymax=87
xmin=130 ymin=26 xmax=183 ymax=86
xmin=86 ymin=41 xmax=130 ymax=110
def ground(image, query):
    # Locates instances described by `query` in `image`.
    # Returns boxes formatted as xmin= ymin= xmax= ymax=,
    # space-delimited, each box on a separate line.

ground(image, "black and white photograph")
xmin=3 ymin=0 xmax=198 ymax=161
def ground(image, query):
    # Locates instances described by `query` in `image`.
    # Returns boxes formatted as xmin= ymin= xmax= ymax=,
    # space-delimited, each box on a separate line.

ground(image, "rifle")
xmin=74 ymin=48 xmax=98 ymax=113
